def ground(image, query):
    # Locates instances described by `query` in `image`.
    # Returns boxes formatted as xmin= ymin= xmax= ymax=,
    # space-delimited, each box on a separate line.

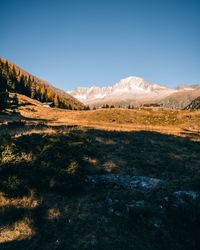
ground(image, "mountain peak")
xmin=114 ymin=76 xmax=151 ymax=90
xmin=68 ymin=76 xmax=176 ymax=105
xmin=119 ymin=76 xmax=145 ymax=82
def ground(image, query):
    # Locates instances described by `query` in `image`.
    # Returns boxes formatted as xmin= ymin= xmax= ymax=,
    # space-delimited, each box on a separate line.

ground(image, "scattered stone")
xmin=91 ymin=237 xmax=97 ymax=246
xmin=149 ymin=217 xmax=162 ymax=229
xmin=126 ymin=200 xmax=145 ymax=211
xmin=108 ymin=207 xmax=114 ymax=214
xmin=96 ymin=202 xmax=103 ymax=208
xmin=55 ymin=239 xmax=64 ymax=248
xmin=170 ymin=190 xmax=199 ymax=208
xmin=114 ymin=211 xmax=122 ymax=216
xmin=55 ymin=239 xmax=60 ymax=245
xmin=68 ymin=219 xmax=72 ymax=224
xmin=164 ymin=196 xmax=169 ymax=202
xmin=97 ymin=216 xmax=108 ymax=224
xmin=86 ymin=174 xmax=162 ymax=191
xmin=106 ymin=198 xmax=113 ymax=206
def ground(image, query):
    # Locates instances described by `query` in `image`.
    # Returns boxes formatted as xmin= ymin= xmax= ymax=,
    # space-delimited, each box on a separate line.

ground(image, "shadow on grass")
xmin=0 ymin=111 xmax=50 ymax=129
xmin=181 ymin=128 xmax=200 ymax=141
xmin=0 ymin=126 xmax=200 ymax=250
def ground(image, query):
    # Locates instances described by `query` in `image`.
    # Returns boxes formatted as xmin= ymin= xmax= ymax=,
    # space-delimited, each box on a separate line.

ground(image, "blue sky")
xmin=1 ymin=0 xmax=200 ymax=90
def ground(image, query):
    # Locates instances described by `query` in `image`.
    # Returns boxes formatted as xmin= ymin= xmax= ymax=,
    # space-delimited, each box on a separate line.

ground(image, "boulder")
xmin=170 ymin=190 xmax=199 ymax=208
xmin=126 ymin=200 xmax=145 ymax=211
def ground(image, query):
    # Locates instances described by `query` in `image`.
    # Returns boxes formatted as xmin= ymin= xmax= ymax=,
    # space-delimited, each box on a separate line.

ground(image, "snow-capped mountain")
xmin=68 ymin=76 xmax=177 ymax=106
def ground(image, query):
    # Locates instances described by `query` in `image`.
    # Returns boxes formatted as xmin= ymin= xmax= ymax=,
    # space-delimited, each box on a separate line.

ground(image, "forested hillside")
xmin=0 ymin=58 xmax=84 ymax=110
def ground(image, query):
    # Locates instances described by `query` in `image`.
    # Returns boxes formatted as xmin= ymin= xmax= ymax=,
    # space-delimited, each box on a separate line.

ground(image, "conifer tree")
xmin=54 ymin=95 xmax=60 ymax=107
xmin=12 ymin=94 xmax=19 ymax=106
xmin=0 ymin=59 xmax=81 ymax=111
xmin=0 ymin=64 xmax=9 ymax=111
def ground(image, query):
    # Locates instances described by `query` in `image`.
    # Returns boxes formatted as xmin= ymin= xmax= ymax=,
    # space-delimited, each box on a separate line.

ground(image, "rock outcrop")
xmin=86 ymin=174 xmax=162 ymax=191
xmin=184 ymin=96 xmax=200 ymax=110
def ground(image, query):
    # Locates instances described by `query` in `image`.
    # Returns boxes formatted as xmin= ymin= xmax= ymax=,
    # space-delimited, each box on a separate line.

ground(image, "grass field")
xmin=0 ymin=94 xmax=200 ymax=250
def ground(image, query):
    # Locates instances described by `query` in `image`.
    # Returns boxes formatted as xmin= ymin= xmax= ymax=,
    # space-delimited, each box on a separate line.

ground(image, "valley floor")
xmin=2 ymin=94 xmax=200 ymax=140
xmin=0 ymin=94 xmax=200 ymax=250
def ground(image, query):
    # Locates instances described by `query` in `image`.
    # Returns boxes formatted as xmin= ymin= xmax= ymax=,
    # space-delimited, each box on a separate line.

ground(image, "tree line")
xmin=0 ymin=58 xmax=80 ymax=111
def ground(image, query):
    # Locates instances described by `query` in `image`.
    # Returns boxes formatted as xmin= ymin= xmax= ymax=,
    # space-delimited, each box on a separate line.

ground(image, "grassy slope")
xmin=7 ymin=93 xmax=200 ymax=139
xmin=0 ymin=94 xmax=200 ymax=250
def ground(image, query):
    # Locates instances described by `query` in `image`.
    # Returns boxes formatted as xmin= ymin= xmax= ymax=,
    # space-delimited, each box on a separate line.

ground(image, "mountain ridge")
xmin=0 ymin=57 xmax=84 ymax=110
xmin=68 ymin=76 xmax=200 ymax=108
xmin=68 ymin=76 xmax=177 ymax=106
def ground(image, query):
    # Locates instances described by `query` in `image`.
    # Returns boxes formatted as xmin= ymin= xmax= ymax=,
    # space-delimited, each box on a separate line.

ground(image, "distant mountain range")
xmin=68 ymin=77 xmax=200 ymax=108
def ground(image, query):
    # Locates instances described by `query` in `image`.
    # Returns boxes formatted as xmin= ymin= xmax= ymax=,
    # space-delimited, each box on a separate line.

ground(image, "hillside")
xmin=1 ymin=93 xmax=199 ymax=140
xmin=159 ymin=87 xmax=200 ymax=109
xmin=185 ymin=96 xmax=200 ymax=110
xmin=0 ymin=58 xmax=84 ymax=110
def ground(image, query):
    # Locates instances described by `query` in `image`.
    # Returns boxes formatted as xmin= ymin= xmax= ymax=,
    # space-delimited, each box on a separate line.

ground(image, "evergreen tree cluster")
xmin=101 ymin=104 xmax=115 ymax=109
xmin=0 ymin=60 xmax=9 ymax=111
xmin=0 ymin=58 xmax=81 ymax=110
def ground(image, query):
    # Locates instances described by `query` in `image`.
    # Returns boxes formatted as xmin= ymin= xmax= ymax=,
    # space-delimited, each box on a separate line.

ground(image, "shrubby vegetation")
xmin=0 ymin=125 xmax=200 ymax=249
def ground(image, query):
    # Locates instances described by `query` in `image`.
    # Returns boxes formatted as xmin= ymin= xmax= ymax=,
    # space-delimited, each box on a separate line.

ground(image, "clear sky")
xmin=1 ymin=0 xmax=200 ymax=90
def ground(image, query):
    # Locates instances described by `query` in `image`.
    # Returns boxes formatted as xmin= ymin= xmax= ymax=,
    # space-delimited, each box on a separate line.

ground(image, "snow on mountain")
xmin=177 ymin=84 xmax=199 ymax=91
xmin=68 ymin=76 xmax=176 ymax=105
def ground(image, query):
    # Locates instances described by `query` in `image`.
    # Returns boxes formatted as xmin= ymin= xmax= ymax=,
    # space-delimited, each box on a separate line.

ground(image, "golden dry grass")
xmin=8 ymin=93 xmax=199 ymax=141
xmin=0 ymin=191 xmax=39 ymax=243
xmin=0 ymin=217 xmax=34 ymax=243
xmin=0 ymin=191 xmax=39 ymax=209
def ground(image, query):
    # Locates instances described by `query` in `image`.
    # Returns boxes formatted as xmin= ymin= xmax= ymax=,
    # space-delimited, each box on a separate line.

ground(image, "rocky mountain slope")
xmin=0 ymin=58 xmax=84 ymax=110
xmin=159 ymin=87 xmax=200 ymax=109
xmin=184 ymin=96 xmax=200 ymax=110
xmin=69 ymin=77 xmax=200 ymax=108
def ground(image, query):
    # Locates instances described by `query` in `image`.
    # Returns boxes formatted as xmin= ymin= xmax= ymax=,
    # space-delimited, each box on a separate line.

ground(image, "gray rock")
xmin=126 ymin=200 xmax=145 ymax=211
xmin=97 ymin=216 xmax=108 ymax=224
xmin=114 ymin=211 xmax=123 ymax=216
xmin=108 ymin=207 xmax=114 ymax=213
xmin=91 ymin=237 xmax=97 ymax=246
xmin=86 ymin=174 xmax=161 ymax=191
xmin=149 ymin=217 xmax=162 ymax=229
xmin=106 ymin=198 xmax=113 ymax=206
xmin=171 ymin=190 xmax=199 ymax=207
